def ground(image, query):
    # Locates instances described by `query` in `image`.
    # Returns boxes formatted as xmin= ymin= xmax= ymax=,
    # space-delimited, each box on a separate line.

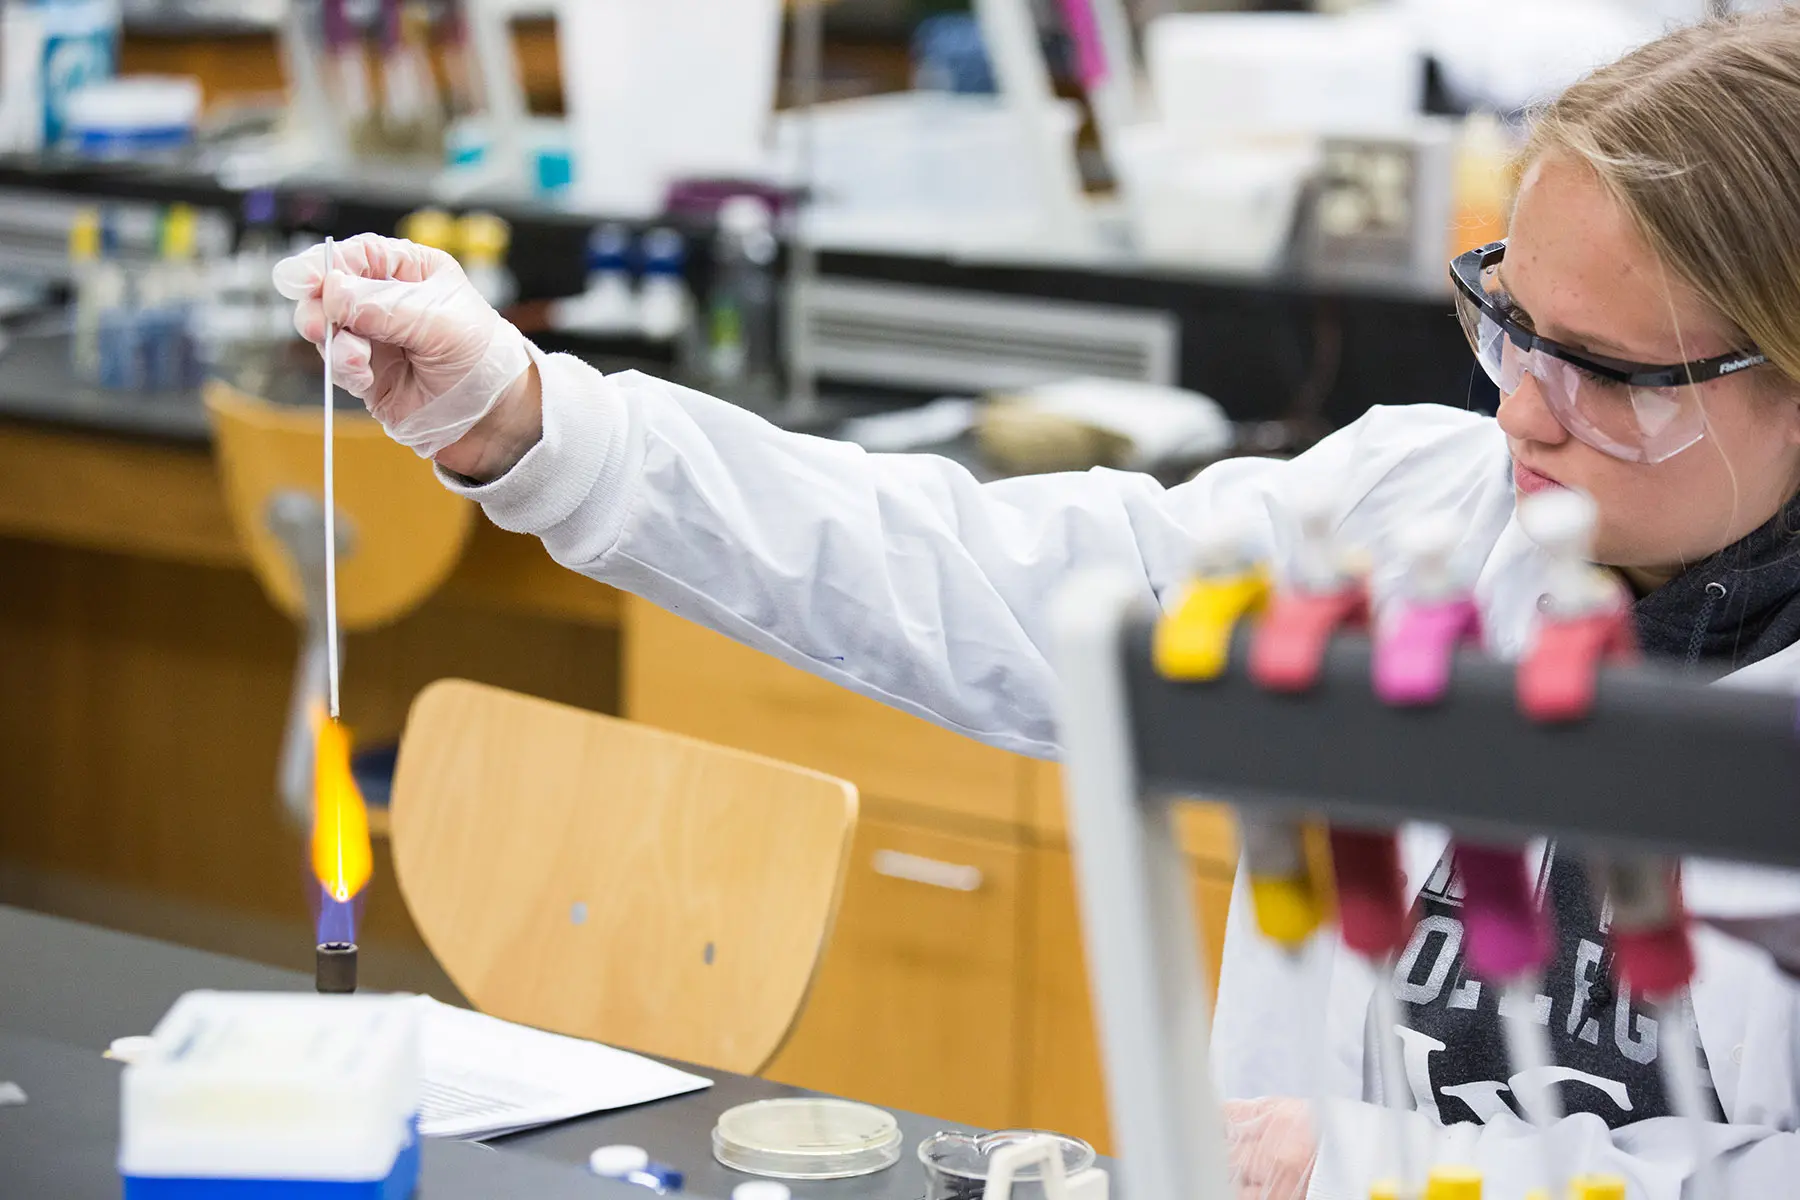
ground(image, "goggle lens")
xmin=1451 ymin=287 xmax=1705 ymax=465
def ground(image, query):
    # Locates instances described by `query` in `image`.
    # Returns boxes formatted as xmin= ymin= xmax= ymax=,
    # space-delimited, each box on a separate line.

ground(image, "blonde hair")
xmin=1523 ymin=7 xmax=1800 ymax=385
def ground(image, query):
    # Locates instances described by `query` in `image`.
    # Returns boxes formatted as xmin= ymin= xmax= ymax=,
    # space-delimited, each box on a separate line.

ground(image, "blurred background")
xmin=0 ymin=0 xmax=1743 ymax=1154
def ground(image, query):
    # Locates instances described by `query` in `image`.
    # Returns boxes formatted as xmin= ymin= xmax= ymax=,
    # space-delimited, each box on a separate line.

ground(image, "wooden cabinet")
xmin=625 ymin=598 xmax=1022 ymax=826
xmin=621 ymin=598 xmax=1242 ymax=1138
xmin=765 ymin=817 xmax=1024 ymax=1129
xmin=1025 ymin=844 xmax=1235 ymax=1154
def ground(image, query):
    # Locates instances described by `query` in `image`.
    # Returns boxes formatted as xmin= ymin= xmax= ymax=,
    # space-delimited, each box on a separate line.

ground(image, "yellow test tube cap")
xmin=1424 ymin=1167 xmax=1481 ymax=1200
xmin=1249 ymin=874 xmax=1325 ymax=947
xmin=1151 ymin=568 xmax=1271 ymax=682
xmin=457 ymin=211 xmax=511 ymax=264
xmin=1569 ymin=1176 xmax=1626 ymax=1200
xmin=398 ymin=207 xmax=457 ymax=254
xmin=1367 ymin=1179 xmax=1409 ymax=1200
xmin=69 ymin=208 xmax=101 ymax=261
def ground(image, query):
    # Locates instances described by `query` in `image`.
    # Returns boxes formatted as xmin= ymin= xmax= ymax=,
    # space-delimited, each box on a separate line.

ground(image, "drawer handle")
xmin=871 ymin=850 xmax=983 ymax=892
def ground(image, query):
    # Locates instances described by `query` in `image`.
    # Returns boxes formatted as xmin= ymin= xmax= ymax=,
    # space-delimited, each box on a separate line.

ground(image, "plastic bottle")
xmin=94 ymin=208 xmax=140 ymax=392
xmin=638 ymin=228 xmax=691 ymax=343
xmin=704 ymin=196 xmax=781 ymax=407
xmin=68 ymin=206 xmax=105 ymax=383
xmin=1448 ymin=112 xmax=1513 ymax=257
xmin=139 ymin=204 xmax=204 ymax=390
xmin=208 ymin=189 xmax=286 ymax=396
xmin=457 ymin=211 xmax=515 ymax=309
xmin=397 ymin=206 xmax=457 ymax=256
xmin=550 ymin=223 xmax=635 ymax=336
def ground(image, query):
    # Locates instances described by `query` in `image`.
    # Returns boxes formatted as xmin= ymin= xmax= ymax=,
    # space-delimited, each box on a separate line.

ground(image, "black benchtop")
xmin=0 ymin=905 xmax=1009 ymax=1200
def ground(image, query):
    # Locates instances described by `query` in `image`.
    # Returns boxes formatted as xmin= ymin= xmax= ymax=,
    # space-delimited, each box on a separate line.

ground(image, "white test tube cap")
xmin=1392 ymin=513 xmax=1466 ymax=600
xmin=733 ymin=1182 xmax=793 ymax=1200
xmin=590 ymin=1144 xmax=651 ymax=1178
xmin=1517 ymin=488 xmax=1598 ymax=557
xmin=1189 ymin=519 xmax=1257 ymax=577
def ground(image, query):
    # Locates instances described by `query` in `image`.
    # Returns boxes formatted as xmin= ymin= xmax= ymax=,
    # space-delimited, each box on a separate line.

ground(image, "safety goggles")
xmin=1449 ymin=241 xmax=1768 ymax=464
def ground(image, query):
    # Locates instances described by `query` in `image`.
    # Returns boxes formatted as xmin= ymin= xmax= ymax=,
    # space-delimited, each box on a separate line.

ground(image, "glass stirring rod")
xmin=322 ymin=235 xmax=340 ymax=721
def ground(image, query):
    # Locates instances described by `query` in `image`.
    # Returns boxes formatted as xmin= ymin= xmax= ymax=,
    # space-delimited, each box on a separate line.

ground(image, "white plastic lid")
xmin=64 ymin=76 xmax=202 ymax=135
xmin=590 ymin=1145 xmax=651 ymax=1178
xmin=719 ymin=195 xmax=774 ymax=238
xmin=712 ymin=1097 xmax=902 ymax=1180
xmin=105 ymin=1035 xmax=158 ymax=1065
xmin=733 ymin=1182 xmax=793 ymax=1200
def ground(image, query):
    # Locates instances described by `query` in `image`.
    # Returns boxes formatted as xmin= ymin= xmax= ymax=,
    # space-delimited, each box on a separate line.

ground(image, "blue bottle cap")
xmin=587 ymin=224 xmax=633 ymax=273
xmin=641 ymin=228 xmax=686 ymax=275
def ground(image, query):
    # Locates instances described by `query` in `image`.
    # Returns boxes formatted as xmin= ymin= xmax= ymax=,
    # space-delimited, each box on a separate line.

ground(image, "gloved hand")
xmin=1223 ymin=1097 xmax=1317 ymax=1200
xmin=273 ymin=232 xmax=540 ymax=479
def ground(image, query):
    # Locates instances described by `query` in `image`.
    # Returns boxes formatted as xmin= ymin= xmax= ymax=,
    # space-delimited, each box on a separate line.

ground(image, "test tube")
xmin=1241 ymin=817 xmax=1328 ymax=948
xmin=1330 ymin=823 xmax=1417 ymax=1191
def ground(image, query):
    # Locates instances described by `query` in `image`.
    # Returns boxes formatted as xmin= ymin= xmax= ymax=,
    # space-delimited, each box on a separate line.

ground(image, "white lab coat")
xmin=445 ymin=349 xmax=1800 ymax=1198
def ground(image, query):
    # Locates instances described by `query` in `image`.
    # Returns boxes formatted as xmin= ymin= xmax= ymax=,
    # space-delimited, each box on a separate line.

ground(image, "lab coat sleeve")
xmin=438 ymin=350 xmax=1480 ymax=758
xmin=1307 ymin=1101 xmax=1784 ymax=1200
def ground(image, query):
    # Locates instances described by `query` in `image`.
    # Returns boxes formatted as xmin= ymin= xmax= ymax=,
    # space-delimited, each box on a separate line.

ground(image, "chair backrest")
xmin=205 ymin=380 xmax=475 ymax=631
xmin=389 ymin=679 xmax=859 ymax=1075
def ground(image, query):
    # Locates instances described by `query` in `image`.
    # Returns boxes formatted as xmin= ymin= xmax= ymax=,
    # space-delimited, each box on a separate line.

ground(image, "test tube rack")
xmin=1047 ymin=571 xmax=1800 ymax=1200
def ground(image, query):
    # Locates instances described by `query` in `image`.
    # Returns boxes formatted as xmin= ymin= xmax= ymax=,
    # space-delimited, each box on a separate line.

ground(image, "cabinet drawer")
xmin=625 ymin=598 xmax=1022 ymax=825
xmin=765 ymin=816 xmax=1023 ymax=1130
xmin=1024 ymin=845 xmax=1233 ymax=1154
xmin=1026 ymin=761 xmax=1238 ymax=872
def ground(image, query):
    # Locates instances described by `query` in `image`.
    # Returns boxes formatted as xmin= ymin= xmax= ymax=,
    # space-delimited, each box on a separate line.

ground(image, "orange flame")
xmin=311 ymin=706 xmax=373 ymax=903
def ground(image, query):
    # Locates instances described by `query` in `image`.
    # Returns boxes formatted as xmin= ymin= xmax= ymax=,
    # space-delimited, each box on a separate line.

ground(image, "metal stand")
xmin=267 ymin=490 xmax=354 ymax=828
xmin=1048 ymin=569 xmax=1800 ymax=1200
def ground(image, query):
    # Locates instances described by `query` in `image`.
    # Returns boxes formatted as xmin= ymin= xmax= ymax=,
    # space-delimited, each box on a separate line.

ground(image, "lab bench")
xmin=0 ymin=154 xmax=1489 ymax=432
xmin=0 ymin=903 xmax=1021 ymax=1200
xmin=0 ymin=329 xmax=1231 ymax=1153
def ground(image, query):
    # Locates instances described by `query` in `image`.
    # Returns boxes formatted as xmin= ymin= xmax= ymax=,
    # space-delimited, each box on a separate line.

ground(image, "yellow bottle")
xmin=397 ymin=207 xmax=458 ymax=256
xmin=1424 ymin=1166 xmax=1481 ymax=1200
xmin=456 ymin=212 xmax=515 ymax=309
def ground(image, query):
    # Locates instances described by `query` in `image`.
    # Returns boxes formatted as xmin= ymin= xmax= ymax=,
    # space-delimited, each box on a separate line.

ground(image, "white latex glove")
xmin=273 ymin=232 xmax=533 ymax=462
xmin=1224 ymin=1098 xmax=1318 ymax=1200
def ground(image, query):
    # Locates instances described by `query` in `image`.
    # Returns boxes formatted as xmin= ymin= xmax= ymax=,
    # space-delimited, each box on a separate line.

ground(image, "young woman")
xmin=277 ymin=9 xmax=1800 ymax=1194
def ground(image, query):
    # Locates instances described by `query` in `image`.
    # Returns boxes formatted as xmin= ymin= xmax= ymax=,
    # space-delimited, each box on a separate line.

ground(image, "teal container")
xmin=36 ymin=0 xmax=120 ymax=147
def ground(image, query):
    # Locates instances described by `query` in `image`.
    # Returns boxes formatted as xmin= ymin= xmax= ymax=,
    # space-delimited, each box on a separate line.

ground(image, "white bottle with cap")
xmin=638 ymin=227 xmax=692 ymax=343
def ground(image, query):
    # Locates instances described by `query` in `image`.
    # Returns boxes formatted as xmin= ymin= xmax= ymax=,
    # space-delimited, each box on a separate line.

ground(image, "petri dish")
xmin=712 ymin=1097 xmax=903 ymax=1180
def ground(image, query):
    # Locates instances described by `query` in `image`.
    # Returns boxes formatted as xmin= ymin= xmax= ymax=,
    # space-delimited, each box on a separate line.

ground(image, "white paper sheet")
xmin=414 ymin=996 xmax=711 ymax=1140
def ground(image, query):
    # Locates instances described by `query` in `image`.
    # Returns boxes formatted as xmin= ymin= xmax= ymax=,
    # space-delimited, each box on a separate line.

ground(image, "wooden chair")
xmin=205 ymin=381 xmax=477 ymax=832
xmin=204 ymin=380 xmax=475 ymax=631
xmin=390 ymin=678 xmax=860 ymax=1075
